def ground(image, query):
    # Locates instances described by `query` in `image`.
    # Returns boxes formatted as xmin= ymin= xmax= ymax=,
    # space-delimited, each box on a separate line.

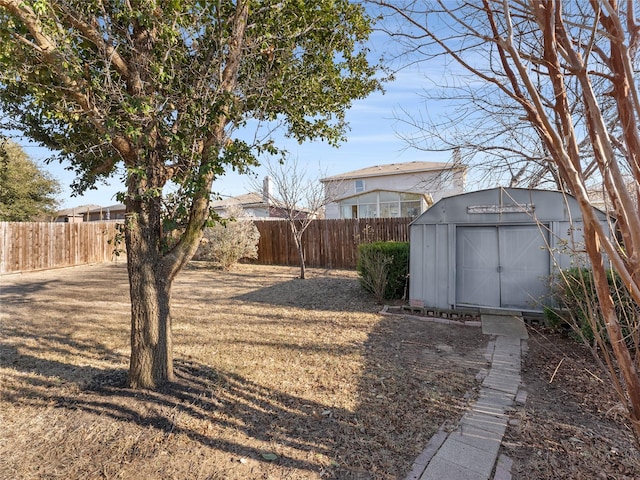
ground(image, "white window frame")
xmin=355 ymin=179 xmax=365 ymax=193
xmin=338 ymin=191 xmax=425 ymax=219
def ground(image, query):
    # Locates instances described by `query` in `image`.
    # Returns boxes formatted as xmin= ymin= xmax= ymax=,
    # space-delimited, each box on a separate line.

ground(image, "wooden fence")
xmin=0 ymin=221 xmax=122 ymax=274
xmin=0 ymin=217 xmax=410 ymax=274
xmin=253 ymin=217 xmax=411 ymax=269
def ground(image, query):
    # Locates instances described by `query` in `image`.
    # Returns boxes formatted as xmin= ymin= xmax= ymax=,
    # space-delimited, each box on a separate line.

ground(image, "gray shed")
xmin=409 ymin=187 xmax=610 ymax=312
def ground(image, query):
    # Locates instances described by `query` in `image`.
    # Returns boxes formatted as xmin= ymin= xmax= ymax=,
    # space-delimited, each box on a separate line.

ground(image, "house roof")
xmin=335 ymin=188 xmax=433 ymax=204
xmin=320 ymin=161 xmax=463 ymax=182
xmin=88 ymin=204 xmax=125 ymax=213
xmin=210 ymin=192 xmax=314 ymax=217
xmin=210 ymin=192 xmax=266 ymax=208
xmin=56 ymin=204 xmax=102 ymax=216
xmin=56 ymin=204 xmax=125 ymax=216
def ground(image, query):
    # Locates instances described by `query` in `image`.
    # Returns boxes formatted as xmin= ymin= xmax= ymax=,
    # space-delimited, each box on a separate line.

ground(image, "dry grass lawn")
xmin=0 ymin=262 xmax=488 ymax=479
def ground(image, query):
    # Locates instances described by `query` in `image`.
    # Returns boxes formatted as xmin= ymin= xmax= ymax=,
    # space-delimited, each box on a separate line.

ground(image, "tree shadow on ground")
xmin=1 ymin=319 xmax=488 ymax=479
xmin=0 ymin=279 xmax=56 ymax=301
xmin=348 ymin=314 xmax=489 ymax=477
xmin=0 ymin=295 xmax=369 ymax=477
xmin=2 ymin=353 xmax=367 ymax=477
xmin=232 ymin=275 xmax=376 ymax=313
xmin=1 ymin=263 xmax=488 ymax=478
xmin=1 ymin=325 xmax=125 ymax=366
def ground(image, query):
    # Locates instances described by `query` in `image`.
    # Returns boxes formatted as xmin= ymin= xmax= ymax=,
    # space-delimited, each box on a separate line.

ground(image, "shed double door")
xmin=455 ymin=225 xmax=549 ymax=310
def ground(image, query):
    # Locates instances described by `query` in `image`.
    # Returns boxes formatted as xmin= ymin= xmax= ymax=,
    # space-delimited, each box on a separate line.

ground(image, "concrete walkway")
xmin=405 ymin=315 xmax=528 ymax=480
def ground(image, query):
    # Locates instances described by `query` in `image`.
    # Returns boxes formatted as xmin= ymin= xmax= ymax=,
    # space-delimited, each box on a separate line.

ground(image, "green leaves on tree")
xmin=0 ymin=140 xmax=61 ymax=221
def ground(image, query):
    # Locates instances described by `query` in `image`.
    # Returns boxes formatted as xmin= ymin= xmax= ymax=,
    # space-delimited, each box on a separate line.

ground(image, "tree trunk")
xmin=291 ymin=226 xmax=306 ymax=279
xmin=584 ymin=222 xmax=640 ymax=440
xmin=119 ymin=2 xmax=246 ymax=389
xmin=123 ymin=169 xmax=175 ymax=389
xmin=126 ymin=252 xmax=173 ymax=389
xmin=297 ymin=242 xmax=306 ymax=279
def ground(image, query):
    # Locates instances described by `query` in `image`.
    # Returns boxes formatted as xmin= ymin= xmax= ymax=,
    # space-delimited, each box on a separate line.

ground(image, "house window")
xmin=341 ymin=205 xmax=355 ymax=218
xmin=358 ymin=203 xmax=377 ymax=218
xmin=355 ymin=179 xmax=365 ymax=193
xmin=380 ymin=202 xmax=400 ymax=217
xmin=338 ymin=191 xmax=424 ymax=219
xmin=401 ymin=201 xmax=421 ymax=217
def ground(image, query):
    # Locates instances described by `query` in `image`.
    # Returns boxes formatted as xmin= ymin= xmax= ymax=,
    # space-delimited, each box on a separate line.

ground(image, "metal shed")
xmin=408 ymin=187 xmax=610 ymax=312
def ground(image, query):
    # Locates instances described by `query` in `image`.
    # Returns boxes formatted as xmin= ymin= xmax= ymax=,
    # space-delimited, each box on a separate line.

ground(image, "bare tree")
xmin=394 ymin=77 xmax=567 ymax=189
xmin=252 ymin=157 xmax=340 ymax=279
xmin=375 ymin=1 xmax=627 ymax=191
xmin=372 ymin=0 xmax=640 ymax=440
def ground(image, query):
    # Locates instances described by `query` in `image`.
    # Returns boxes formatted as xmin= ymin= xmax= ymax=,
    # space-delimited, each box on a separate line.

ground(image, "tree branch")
xmin=58 ymin=6 xmax=131 ymax=79
xmin=0 ymin=0 xmax=135 ymax=169
xmin=163 ymin=1 xmax=250 ymax=280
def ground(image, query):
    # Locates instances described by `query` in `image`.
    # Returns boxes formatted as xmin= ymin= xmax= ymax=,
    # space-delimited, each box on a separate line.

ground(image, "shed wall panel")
xmin=436 ymin=224 xmax=452 ymax=309
xmin=408 ymin=225 xmax=426 ymax=303
xmin=498 ymin=225 xmax=550 ymax=309
xmin=456 ymin=226 xmax=501 ymax=307
xmin=409 ymin=223 xmax=452 ymax=309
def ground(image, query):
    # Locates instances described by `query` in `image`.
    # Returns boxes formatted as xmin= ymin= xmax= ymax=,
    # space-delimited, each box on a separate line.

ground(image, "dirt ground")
xmin=1 ymin=262 xmax=487 ymax=480
xmin=0 ymin=263 xmax=638 ymax=479
xmin=501 ymin=329 xmax=640 ymax=479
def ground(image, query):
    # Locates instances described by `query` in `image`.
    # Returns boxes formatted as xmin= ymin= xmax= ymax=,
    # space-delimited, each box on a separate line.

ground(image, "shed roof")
xmin=411 ymin=187 xmax=608 ymax=225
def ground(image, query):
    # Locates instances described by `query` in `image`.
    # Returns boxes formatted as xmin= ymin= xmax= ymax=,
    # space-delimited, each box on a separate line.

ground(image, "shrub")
xmin=549 ymin=267 xmax=639 ymax=347
xmin=357 ymin=248 xmax=394 ymax=303
xmin=197 ymin=206 xmax=260 ymax=270
xmin=357 ymin=241 xmax=409 ymax=301
xmin=542 ymin=305 xmax=564 ymax=331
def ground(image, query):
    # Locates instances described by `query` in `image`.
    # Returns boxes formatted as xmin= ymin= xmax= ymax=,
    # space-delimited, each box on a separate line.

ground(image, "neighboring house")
xmin=211 ymin=192 xmax=274 ymax=218
xmin=587 ymin=178 xmax=638 ymax=214
xmin=320 ymin=161 xmax=466 ymax=219
xmin=211 ymin=177 xmax=310 ymax=219
xmin=55 ymin=204 xmax=126 ymax=222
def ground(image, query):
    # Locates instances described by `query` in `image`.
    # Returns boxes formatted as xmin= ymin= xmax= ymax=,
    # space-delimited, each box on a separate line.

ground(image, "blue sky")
xmin=7 ymin=26 xmax=458 ymax=209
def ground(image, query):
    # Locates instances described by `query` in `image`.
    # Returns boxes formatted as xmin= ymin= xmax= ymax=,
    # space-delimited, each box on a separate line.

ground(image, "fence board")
xmin=0 ymin=222 xmax=121 ymax=274
xmin=252 ymin=217 xmax=411 ymax=269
